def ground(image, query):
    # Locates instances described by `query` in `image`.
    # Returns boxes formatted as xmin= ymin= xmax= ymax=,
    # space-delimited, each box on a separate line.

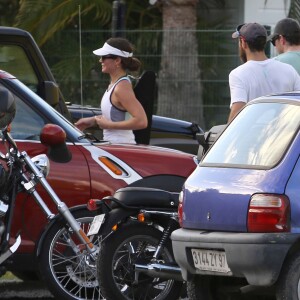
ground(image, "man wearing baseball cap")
xmin=269 ymin=18 xmax=300 ymax=74
xmin=228 ymin=22 xmax=300 ymax=122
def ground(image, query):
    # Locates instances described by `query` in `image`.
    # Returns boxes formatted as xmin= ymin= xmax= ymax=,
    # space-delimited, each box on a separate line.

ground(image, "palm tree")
xmin=156 ymin=0 xmax=204 ymax=126
xmin=0 ymin=0 xmax=19 ymax=26
xmin=14 ymin=0 xmax=112 ymax=46
xmin=289 ymin=0 xmax=300 ymax=19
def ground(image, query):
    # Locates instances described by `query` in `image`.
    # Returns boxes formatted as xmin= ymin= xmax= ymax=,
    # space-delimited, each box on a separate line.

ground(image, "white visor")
xmin=93 ymin=43 xmax=133 ymax=58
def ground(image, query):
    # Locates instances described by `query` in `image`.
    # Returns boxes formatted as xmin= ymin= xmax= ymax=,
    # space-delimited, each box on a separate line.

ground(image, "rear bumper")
xmin=171 ymin=228 xmax=300 ymax=285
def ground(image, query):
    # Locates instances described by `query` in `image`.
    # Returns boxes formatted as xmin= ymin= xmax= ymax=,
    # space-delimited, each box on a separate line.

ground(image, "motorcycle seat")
xmin=112 ymin=187 xmax=179 ymax=208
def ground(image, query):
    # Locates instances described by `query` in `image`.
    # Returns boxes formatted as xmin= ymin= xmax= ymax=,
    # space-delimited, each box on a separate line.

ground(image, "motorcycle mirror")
xmin=0 ymin=87 xmax=16 ymax=129
xmin=40 ymin=124 xmax=72 ymax=163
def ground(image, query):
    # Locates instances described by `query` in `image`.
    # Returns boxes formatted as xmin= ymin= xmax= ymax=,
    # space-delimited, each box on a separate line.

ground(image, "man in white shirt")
xmin=228 ymin=22 xmax=300 ymax=122
xmin=269 ymin=18 xmax=300 ymax=75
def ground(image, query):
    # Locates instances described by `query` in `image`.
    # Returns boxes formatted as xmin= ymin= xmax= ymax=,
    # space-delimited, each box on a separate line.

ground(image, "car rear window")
xmin=202 ymin=102 xmax=300 ymax=168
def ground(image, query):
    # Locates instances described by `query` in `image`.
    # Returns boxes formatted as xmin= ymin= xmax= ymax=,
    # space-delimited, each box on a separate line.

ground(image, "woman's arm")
xmin=75 ymin=116 xmax=97 ymax=131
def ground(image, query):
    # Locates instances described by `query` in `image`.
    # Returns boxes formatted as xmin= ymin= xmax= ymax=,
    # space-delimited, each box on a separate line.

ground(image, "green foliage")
xmin=15 ymin=0 xmax=112 ymax=45
xmin=10 ymin=0 xmax=231 ymax=127
xmin=0 ymin=0 xmax=19 ymax=26
xmin=289 ymin=0 xmax=300 ymax=20
xmin=125 ymin=0 xmax=162 ymax=29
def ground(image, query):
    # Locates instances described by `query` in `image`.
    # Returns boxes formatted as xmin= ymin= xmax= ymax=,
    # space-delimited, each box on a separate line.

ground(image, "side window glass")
xmin=0 ymin=45 xmax=39 ymax=92
xmin=10 ymin=96 xmax=46 ymax=140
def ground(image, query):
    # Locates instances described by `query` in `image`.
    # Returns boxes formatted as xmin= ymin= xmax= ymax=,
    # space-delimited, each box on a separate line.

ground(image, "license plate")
xmin=87 ymin=214 xmax=105 ymax=236
xmin=191 ymin=248 xmax=231 ymax=273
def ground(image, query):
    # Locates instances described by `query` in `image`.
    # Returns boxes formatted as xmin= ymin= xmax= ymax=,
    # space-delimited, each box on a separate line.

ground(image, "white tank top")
xmin=101 ymin=76 xmax=136 ymax=144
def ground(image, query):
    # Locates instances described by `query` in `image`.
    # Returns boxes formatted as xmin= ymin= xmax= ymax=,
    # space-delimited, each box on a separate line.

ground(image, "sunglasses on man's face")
xmin=271 ymin=35 xmax=280 ymax=46
xmin=234 ymin=23 xmax=245 ymax=38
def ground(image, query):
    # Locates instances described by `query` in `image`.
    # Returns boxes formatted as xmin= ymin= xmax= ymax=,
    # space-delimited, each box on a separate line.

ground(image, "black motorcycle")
xmin=0 ymin=87 xmax=101 ymax=300
xmin=86 ymin=186 xmax=184 ymax=300
xmin=85 ymin=123 xmax=226 ymax=300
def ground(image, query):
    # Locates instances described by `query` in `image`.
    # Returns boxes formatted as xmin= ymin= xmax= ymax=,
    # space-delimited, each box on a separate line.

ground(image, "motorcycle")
xmin=87 ymin=186 xmax=184 ymax=300
xmin=85 ymin=123 xmax=226 ymax=300
xmin=0 ymin=88 xmax=102 ymax=300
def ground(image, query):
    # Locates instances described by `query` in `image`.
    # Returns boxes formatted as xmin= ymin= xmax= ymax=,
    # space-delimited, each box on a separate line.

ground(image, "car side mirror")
xmin=196 ymin=124 xmax=227 ymax=161
xmin=40 ymin=124 xmax=72 ymax=163
xmin=196 ymin=133 xmax=207 ymax=161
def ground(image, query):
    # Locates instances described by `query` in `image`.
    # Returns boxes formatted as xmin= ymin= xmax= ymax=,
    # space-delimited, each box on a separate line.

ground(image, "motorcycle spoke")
xmin=51 ymin=251 xmax=81 ymax=267
xmin=111 ymin=233 xmax=177 ymax=300
xmin=45 ymin=216 xmax=104 ymax=299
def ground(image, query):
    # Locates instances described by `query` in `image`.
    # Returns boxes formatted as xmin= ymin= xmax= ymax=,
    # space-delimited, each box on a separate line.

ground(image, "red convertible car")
xmin=0 ymin=70 xmax=197 ymax=279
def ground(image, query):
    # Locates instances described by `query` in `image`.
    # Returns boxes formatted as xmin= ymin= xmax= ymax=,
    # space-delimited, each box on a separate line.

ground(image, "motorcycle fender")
xmin=35 ymin=204 xmax=92 ymax=258
xmin=99 ymin=207 xmax=136 ymax=236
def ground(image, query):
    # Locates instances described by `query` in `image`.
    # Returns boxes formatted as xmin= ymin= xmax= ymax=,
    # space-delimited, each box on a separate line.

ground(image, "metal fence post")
xmin=112 ymin=0 xmax=126 ymax=37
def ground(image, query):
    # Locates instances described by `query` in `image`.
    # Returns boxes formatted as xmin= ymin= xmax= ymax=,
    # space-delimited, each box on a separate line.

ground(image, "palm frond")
xmin=15 ymin=0 xmax=112 ymax=46
xmin=289 ymin=0 xmax=300 ymax=21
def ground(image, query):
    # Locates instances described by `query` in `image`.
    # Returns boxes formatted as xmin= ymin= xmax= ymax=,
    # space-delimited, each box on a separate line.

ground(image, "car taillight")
xmin=247 ymin=194 xmax=290 ymax=232
xmin=178 ymin=191 xmax=184 ymax=227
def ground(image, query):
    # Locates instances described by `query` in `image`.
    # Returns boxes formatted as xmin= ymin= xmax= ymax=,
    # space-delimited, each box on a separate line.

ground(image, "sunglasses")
xmin=233 ymin=23 xmax=245 ymax=38
xmin=271 ymin=35 xmax=280 ymax=46
xmin=101 ymin=55 xmax=118 ymax=60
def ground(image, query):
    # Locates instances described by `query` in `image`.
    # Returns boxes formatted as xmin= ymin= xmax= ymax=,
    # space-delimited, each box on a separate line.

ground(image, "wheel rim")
xmin=48 ymin=217 xmax=104 ymax=300
xmin=111 ymin=233 xmax=176 ymax=300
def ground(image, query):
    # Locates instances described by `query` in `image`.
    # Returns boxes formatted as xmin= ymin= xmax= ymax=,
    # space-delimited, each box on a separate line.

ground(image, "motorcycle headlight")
xmin=32 ymin=154 xmax=50 ymax=177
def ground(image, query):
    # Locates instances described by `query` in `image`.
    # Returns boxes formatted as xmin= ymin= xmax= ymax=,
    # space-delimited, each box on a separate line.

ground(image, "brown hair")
xmin=106 ymin=37 xmax=141 ymax=72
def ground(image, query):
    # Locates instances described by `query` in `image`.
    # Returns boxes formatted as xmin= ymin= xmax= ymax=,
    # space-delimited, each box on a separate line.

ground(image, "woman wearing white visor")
xmin=75 ymin=37 xmax=147 ymax=144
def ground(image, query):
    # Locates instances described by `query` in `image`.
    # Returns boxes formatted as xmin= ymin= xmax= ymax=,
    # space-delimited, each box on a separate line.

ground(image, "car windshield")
xmin=202 ymin=101 xmax=300 ymax=169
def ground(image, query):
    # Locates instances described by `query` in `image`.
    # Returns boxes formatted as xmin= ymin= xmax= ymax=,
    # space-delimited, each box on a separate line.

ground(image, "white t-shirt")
xmin=229 ymin=59 xmax=300 ymax=107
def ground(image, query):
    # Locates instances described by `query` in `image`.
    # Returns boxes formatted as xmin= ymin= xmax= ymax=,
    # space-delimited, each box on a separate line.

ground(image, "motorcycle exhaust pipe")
xmin=134 ymin=263 xmax=183 ymax=281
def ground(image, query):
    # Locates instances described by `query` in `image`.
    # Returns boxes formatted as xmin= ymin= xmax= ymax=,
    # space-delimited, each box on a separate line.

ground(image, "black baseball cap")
xmin=268 ymin=18 xmax=300 ymax=41
xmin=232 ymin=23 xmax=267 ymax=42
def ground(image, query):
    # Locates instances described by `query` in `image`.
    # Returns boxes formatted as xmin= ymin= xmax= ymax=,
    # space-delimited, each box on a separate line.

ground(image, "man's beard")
xmin=239 ymin=45 xmax=247 ymax=63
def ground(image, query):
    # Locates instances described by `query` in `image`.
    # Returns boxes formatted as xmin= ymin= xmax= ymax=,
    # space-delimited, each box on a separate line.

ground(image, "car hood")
xmin=182 ymin=164 xmax=292 ymax=232
xmin=84 ymin=142 xmax=197 ymax=179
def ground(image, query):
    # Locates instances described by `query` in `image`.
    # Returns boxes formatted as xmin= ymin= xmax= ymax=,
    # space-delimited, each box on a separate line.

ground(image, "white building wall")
xmin=244 ymin=0 xmax=290 ymax=27
xmin=244 ymin=0 xmax=291 ymax=56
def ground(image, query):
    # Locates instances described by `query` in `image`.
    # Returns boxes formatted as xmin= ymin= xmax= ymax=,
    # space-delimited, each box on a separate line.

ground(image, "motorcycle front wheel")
xmin=97 ymin=222 xmax=183 ymax=300
xmin=38 ymin=209 xmax=104 ymax=300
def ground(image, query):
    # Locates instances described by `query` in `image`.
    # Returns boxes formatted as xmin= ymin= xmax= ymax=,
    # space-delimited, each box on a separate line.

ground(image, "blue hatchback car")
xmin=171 ymin=93 xmax=300 ymax=299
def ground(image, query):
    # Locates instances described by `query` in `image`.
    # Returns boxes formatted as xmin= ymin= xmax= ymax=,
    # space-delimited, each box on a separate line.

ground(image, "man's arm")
xmin=228 ymin=102 xmax=246 ymax=123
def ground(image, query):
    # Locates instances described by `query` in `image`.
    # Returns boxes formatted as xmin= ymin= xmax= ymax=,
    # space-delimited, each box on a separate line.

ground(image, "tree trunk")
xmin=157 ymin=0 xmax=204 ymax=127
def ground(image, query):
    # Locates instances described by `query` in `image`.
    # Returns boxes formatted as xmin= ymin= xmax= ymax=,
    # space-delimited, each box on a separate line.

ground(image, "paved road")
xmin=0 ymin=275 xmax=275 ymax=300
xmin=0 ymin=278 xmax=188 ymax=300
xmin=0 ymin=278 xmax=188 ymax=299
xmin=0 ymin=277 xmax=54 ymax=299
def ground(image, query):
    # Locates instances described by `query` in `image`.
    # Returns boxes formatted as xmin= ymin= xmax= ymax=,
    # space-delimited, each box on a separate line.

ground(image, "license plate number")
xmin=87 ymin=214 xmax=105 ymax=236
xmin=191 ymin=248 xmax=231 ymax=273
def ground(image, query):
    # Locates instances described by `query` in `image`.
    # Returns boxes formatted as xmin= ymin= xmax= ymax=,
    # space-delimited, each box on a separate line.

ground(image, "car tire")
xmin=276 ymin=251 xmax=300 ymax=300
xmin=187 ymin=275 xmax=214 ymax=300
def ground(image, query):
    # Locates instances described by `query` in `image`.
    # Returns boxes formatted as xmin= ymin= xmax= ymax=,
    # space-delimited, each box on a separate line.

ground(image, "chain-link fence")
xmin=42 ymin=29 xmax=242 ymax=130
